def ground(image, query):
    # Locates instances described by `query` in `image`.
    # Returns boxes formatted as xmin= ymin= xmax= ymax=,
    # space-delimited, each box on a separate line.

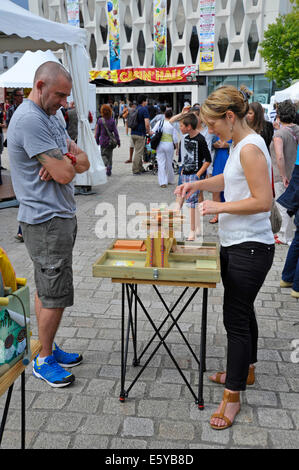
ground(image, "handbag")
xmin=270 ymin=198 xmax=282 ymax=234
xmin=270 ymin=166 xmax=282 ymax=234
xmin=101 ymin=118 xmax=117 ymax=150
xmin=150 ymin=119 xmax=164 ymax=150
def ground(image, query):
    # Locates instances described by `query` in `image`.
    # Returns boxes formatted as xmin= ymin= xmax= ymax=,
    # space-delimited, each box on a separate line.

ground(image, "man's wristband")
xmin=65 ymin=152 xmax=77 ymax=166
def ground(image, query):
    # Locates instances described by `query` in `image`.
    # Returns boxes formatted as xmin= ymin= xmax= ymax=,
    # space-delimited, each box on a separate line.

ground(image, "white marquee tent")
xmin=0 ymin=0 xmax=106 ymax=187
xmin=272 ymin=81 xmax=299 ymax=103
xmin=0 ymin=50 xmax=60 ymax=88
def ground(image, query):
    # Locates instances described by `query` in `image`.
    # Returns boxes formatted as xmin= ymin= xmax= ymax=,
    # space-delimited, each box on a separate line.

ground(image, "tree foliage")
xmin=259 ymin=3 xmax=299 ymax=88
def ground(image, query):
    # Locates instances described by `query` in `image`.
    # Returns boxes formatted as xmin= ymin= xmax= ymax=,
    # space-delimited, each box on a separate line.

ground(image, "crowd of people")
xmin=2 ymin=68 xmax=298 ymax=433
xmin=94 ymin=95 xmax=299 ymax=251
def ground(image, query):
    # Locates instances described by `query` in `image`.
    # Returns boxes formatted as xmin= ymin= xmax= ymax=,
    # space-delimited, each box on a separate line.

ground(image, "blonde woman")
xmin=175 ymin=86 xmax=275 ymax=430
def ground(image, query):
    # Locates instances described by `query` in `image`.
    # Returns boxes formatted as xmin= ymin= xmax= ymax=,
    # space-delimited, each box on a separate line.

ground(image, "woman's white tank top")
xmin=219 ymin=133 xmax=275 ymax=247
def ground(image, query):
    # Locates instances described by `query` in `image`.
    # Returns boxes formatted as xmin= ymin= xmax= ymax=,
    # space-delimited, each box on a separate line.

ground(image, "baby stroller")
xmin=172 ymin=159 xmax=180 ymax=174
xmin=144 ymin=150 xmax=158 ymax=175
xmin=143 ymin=136 xmax=158 ymax=174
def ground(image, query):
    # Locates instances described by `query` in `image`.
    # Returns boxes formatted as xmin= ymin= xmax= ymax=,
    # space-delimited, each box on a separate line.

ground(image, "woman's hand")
xmin=174 ymin=182 xmax=197 ymax=200
xmin=199 ymin=200 xmax=223 ymax=216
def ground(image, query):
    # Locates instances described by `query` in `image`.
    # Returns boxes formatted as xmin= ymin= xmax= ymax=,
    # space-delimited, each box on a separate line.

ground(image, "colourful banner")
xmin=199 ymin=0 xmax=216 ymax=72
xmin=89 ymin=66 xmax=197 ymax=84
xmin=154 ymin=0 xmax=167 ymax=68
xmin=66 ymin=0 xmax=79 ymax=27
xmin=107 ymin=0 xmax=120 ymax=70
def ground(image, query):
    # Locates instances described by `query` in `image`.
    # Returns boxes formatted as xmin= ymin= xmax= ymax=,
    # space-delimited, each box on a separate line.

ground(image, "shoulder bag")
xmin=150 ymin=119 xmax=164 ymax=150
xmin=101 ymin=118 xmax=117 ymax=150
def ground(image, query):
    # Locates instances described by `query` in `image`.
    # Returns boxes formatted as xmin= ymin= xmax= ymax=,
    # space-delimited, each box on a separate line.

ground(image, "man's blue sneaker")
xmin=53 ymin=343 xmax=83 ymax=368
xmin=33 ymin=355 xmax=75 ymax=388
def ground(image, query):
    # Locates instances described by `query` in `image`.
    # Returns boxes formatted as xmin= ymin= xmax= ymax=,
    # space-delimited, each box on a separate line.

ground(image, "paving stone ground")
xmin=0 ymin=125 xmax=298 ymax=450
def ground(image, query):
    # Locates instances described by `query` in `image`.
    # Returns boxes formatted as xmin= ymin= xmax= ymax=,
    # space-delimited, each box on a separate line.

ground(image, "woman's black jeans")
xmin=220 ymin=242 xmax=275 ymax=391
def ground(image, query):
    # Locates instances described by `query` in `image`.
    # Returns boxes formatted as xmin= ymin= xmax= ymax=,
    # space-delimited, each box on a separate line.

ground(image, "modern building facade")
xmin=0 ymin=52 xmax=23 ymax=74
xmin=28 ymin=0 xmax=292 ymax=110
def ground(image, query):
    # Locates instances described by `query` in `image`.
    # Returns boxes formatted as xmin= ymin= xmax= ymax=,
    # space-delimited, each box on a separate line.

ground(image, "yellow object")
xmin=16 ymin=277 xmax=27 ymax=286
xmin=0 ymin=297 xmax=9 ymax=306
xmin=0 ymin=247 xmax=17 ymax=292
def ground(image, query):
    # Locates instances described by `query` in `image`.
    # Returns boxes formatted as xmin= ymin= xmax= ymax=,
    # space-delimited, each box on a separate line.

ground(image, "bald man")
xmin=7 ymin=61 xmax=90 ymax=388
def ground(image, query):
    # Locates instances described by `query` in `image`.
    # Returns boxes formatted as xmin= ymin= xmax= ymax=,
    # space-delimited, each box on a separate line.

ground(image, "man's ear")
xmin=35 ymin=80 xmax=45 ymax=93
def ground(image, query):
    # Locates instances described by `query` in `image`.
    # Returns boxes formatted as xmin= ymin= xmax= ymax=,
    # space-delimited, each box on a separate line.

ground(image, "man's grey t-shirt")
xmin=7 ymin=99 xmax=76 ymax=225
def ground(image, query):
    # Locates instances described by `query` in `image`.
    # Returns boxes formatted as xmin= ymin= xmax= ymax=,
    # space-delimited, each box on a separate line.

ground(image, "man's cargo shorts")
xmin=20 ymin=216 xmax=77 ymax=309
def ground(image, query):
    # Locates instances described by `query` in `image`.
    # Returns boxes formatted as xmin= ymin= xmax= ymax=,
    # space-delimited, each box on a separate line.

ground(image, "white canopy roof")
xmin=0 ymin=0 xmax=86 ymax=52
xmin=0 ymin=0 xmax=106 ymax=187
xmin=273 ymin=81 xmax=299 ymax=103
xmin=0 ymin=50 xmax=60 ymax=88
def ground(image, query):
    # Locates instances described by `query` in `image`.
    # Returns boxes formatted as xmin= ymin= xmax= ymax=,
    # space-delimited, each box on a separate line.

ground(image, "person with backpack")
xmin=95 ymin=104 xmax=120 ymax=176
xmin=128 ymin=94 xmax=150 ymax=175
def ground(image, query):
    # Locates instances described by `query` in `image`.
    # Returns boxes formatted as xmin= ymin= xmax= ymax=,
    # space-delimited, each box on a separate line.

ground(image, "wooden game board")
xmin=93 ymin=240 xmax=220 ymax=283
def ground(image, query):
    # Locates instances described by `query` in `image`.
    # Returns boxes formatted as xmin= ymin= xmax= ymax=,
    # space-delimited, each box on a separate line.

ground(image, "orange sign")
xmin=89 ymin=66 xmax=197 ymax=84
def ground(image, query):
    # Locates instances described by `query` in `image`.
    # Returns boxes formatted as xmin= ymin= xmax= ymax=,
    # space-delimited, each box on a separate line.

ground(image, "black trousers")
xmin=220 ymin=242 xmax=275 ymax=391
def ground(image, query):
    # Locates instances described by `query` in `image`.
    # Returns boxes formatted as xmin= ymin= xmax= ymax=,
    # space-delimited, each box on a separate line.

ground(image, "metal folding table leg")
xmin=198 ymin=288 xmax=208 ymax=409
xmin=0 ymin=383 xmax=14 ymax=447
xmin=120 ymin=284 xmax=203 ymax=403
xmin=0 ymin=370 xmax=26 ymax=449
xmin=120 ymin=283 xmax=139 ymax=401
xmin=21 ymin=371 xmax=26 ymax=449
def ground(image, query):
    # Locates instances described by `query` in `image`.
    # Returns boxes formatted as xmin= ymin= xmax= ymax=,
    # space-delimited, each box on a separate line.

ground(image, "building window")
xmin=137 ymin=0 xmax=144 ymax=17
xmin=233 ymin=49 xmax=241 ymax=62
xmin=208 ymin=75 xmax=276 ymax=104
xmin=177 ymin=52 xmax=184 ymax=65
xmin=89 ymin=34 xmax=97 ymax=68
xmin=218 ymin=24 xmax=228 ymax=62
xmin=207 ymin=76 xmax=224 ymax=96
xmin=247 ymin=20 xmax=259 ymax=61
xmin=41 ymin=0 xmax=49 ymax=17
xmin=253 ymin=75 xmax=272 ymax=103
xmin=223 ymin=75 xmax=238 ymax=88
xmin=100 ymin=8 xmax=108 ymax=44
xmin=79 ymin=9 xmax=84 ymax=28
xmin=167 ymin=28 xmax=172 ymax=66
xmin=13 ymin=57 xmax=19 ymax=64
xmin=176 ymin=0 xmax=185 ymax=39
xmin=233 ymin=0 xmax=245 ymax=35
xmin=3 ymin=56 xmax=8 ymax=70
xmin=102 ymin=56 xmax=108 ymax=68
xmin=239 ymin=75 xmax=254 ymax=91
xmin=137 ymin=30 xmax=146 ymax=66
xmin=189 ymin=26 xmax=199 ymax=64
xmin=124 ymin=6 xmax=132 ymax=43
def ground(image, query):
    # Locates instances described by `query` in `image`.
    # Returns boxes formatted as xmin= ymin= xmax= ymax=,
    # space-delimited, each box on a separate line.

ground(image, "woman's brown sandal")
xmin=209 ymin=365 xmax=255 ymax=386
xmin=210 ymin=390 xmax=240 ymax=430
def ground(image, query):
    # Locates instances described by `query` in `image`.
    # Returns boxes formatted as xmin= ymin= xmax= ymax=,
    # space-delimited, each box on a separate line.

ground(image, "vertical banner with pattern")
xmin=199 ymin=0 xmax=216 ymax=72
xmin=66 ymin=0 xmax=79 ymax=27
xmin=107 ymin=1 xmax=120 ymax=70
xmin=153 ymin=0 xmax=167 ymax=67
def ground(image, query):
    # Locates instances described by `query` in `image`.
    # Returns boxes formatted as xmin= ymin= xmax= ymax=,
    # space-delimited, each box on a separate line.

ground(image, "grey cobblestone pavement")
xmin=0 ymin=124 xmax=298 ymax=450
